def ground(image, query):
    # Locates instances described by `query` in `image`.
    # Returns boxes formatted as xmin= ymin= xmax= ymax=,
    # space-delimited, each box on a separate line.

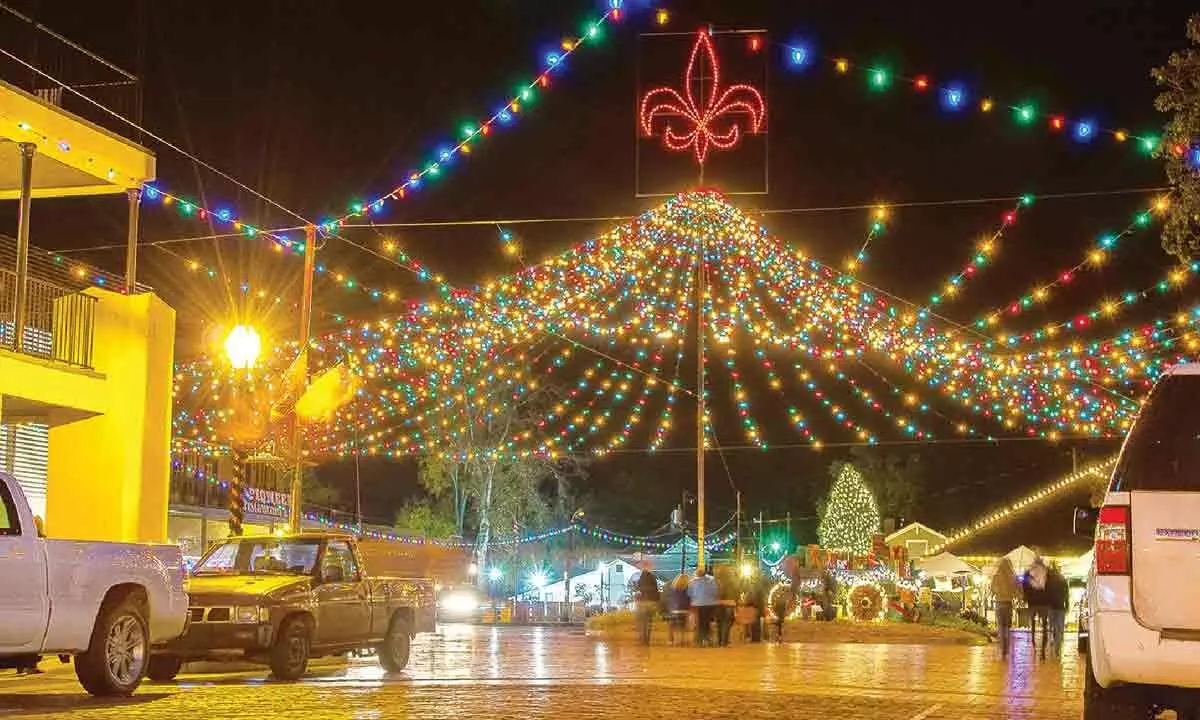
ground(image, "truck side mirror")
xmin=1073 ymin=507 xmax=1098 ymax=537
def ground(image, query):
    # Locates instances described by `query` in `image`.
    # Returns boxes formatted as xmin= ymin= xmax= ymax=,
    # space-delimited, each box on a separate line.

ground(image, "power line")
xmin=329 ymin=186 xmax=1168 ymax=231
xmin=0 ymin=45 xmax=315 ymax=228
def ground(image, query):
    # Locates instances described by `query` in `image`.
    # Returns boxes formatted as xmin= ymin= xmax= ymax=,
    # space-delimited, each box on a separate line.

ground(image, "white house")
xmin=518 ymin=558 xmax=642 ymax=608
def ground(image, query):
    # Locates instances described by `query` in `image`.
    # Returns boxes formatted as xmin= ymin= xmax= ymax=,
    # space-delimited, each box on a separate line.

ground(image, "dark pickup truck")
xmin=148 ymin=532 xmax=435 ymax=681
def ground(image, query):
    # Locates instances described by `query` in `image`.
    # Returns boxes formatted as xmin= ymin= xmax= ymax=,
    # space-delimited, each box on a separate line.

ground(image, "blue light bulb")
xmin=1074 ymin=120 xmax=1095 ymax=142
xmin=940 ymin=84 xmax=966 ymax=112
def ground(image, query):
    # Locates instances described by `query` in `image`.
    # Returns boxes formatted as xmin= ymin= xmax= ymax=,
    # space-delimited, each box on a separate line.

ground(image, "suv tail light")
xmin=1095 ymin=505 xmax=1130 ymax=575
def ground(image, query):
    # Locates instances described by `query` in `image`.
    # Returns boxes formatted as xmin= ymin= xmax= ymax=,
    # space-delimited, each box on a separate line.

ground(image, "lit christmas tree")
xmin=818 ymin=464 xmax=881 ymax=555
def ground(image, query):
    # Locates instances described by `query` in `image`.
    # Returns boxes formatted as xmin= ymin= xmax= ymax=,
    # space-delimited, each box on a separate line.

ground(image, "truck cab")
xmin=1084 ymin=364 xmax=1200 ymax=719
xmin=153 ymin=532 xmax=435 ymax=681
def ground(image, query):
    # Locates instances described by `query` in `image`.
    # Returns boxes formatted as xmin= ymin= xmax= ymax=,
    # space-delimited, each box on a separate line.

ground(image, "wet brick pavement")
xmin=0 ymin=625 xmax=1165 ymax=719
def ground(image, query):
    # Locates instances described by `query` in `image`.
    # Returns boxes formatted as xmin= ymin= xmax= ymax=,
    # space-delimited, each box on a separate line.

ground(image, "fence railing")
xmin=0 ymin=4 xmax=142 ymax=136
xmin=0 ymin=268 xmax=97 ymax=369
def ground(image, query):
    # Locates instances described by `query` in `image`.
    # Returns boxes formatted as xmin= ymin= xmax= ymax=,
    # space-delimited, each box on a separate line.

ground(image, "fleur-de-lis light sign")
xmin=639 ymin=30 xmax=766 ymax=165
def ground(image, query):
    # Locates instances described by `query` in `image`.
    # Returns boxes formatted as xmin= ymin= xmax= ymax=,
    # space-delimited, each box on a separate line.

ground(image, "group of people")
xmin=989 ymin=555 xmax=1070 ymax=659
xmin=634 ymin=563 xmax=832 ymax=646
xmin=635 ymin=565 xmax=742 ymax=646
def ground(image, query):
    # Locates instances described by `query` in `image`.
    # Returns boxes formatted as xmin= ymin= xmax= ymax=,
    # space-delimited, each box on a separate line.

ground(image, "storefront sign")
xmin=243 ymin=487 xmax=290 ymax=518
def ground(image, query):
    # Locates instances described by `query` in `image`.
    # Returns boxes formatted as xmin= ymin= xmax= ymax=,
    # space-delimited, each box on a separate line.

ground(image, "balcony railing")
xmin=0 ymin=268 xmax=96 ymax=369
xmin=0 ymin=4 xmax=142 ymax=135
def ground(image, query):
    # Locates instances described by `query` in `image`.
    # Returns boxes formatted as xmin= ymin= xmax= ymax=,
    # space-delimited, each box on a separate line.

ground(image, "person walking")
xmin=714 ymin=565 xmax=738 ymax=647
xmin=687 ymin=567 xmax=718 ymax=646
xmin=744 ymin=577 xmax=766 ymax=643
xmin=1025 ymin=557 xmax=1050 ymax=659
xmin=635 ymin=565 xmax=661 ymax=646
xmin=770 ymin=584 xmax=794 ymax=643
xmin=1044 ymin=561 xmax=1069 ymax=658
xmin=665 ymin=574 xmax=691 ymax=646
xmin=991 ymin=556 xmax=1020 ymax=659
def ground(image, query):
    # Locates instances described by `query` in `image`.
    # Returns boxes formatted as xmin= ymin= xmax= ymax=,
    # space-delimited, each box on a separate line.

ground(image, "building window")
xmin=906 ymin=540 xmax=929 ymax=558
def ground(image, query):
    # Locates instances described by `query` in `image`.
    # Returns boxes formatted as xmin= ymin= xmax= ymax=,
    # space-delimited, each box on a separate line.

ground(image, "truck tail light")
xmin=1095 ymin=505 xmax=1130 ymax=575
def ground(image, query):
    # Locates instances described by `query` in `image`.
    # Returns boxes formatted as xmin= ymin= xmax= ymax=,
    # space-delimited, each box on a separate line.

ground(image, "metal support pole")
xmin=288 ymin=225 xmax=317 ymax=533
xmin=696 ymin=229 xmax=706 ymax=572
xmin=13 ymin=143 xmax=36 ymax=352
xmin=736 ymin=491 xmax=742 ymax=565
xmin=125 ymin=187 xmax=141 ymax=293
xmin=228 ymin=447 xmax=245 ymax=537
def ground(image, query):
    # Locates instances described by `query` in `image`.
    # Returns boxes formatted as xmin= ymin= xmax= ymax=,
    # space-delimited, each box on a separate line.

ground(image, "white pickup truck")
xmin=0 ymin=471 xmax=188 ymax=696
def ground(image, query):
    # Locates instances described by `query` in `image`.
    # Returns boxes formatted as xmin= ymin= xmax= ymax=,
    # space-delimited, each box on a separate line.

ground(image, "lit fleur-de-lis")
xmin=639 ymin=30 xmax=766 ymax=165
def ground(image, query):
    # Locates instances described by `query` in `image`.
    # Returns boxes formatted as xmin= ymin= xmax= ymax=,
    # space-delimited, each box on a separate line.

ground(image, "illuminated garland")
xmin=777 ymin=41 xmax=1163 ymax=158
xmin=171 ymin=192 xmax=1159 ymax=461
xmin=976 ymin=198 xmax=1169 ymax=334
xmin=929 ymin=456 xmax=1118 ymax=553
xmin=322 ymin=8 xmax=618 ymax=232
xmin=927 ymin=197 xmax=1031 ymax=307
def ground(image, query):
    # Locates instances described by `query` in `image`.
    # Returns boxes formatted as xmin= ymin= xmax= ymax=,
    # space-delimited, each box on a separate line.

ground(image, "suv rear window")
xmin=1112 ymin=373 xmax=1200 ymax=492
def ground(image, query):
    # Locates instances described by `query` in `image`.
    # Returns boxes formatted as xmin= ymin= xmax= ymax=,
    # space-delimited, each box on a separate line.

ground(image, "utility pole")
xmin=736 ymin=491 xmax=742 ymax=565
xmin=288 ymin=224 xmax=317 ymax=533
xmin=695 ymin=228 xmax=706 ymax=572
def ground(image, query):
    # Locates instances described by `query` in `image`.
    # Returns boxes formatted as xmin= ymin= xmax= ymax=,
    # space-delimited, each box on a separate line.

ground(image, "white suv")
xmin=1084 ymin=364 xmax=1200 ymax=719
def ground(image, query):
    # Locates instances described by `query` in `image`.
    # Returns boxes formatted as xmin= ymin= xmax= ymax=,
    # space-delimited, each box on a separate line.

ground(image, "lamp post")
xmin=223 ymin=325 xmax=262 ymax=537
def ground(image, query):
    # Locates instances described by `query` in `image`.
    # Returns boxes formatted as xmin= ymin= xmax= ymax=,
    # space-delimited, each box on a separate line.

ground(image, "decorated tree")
xmin=1153 ymin=14 xmax=1200 ymax=259
xmin=817 ymin=463 xmax=881 ymax=555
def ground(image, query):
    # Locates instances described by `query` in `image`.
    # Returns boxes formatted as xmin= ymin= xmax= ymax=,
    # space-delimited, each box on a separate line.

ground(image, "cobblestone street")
xmin=0 ymin=624 xmax=1125 ymax=719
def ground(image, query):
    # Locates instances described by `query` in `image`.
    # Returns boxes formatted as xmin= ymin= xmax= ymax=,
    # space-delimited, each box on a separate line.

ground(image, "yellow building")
xmin=0 ymin=78 xmax=174 ymax=543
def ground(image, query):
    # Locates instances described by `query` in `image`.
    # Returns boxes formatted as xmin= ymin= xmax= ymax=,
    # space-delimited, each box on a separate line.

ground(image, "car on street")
xmin=0 ymin=471 xmax=189 ymax=696
xmin=1083 ymin=363 xmax=1200 ymax=719
xmin=437 ymin=584 xmax=486 ymax=622
xmin=150 ymin=531 xmax=435 ymax=681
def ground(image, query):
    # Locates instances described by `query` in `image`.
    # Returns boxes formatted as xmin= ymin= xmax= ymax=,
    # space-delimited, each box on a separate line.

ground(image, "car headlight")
xmin=234 ymin=606 xmax=266 ymax=624
xmin=440 ymin=593 xmax=477 ymax=614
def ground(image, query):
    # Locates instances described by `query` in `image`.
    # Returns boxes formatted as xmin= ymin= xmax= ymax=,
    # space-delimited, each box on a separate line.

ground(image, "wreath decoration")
xmin=849 ymin=582 xmax=885 ymax=622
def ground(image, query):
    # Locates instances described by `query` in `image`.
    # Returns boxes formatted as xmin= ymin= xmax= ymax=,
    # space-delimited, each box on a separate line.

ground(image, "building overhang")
xmin=0 ymin=79 xmax=155 ymax=199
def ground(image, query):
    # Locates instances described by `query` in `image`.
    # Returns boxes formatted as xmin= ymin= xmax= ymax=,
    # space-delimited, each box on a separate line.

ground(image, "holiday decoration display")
xmin=817 ymin=464 xmax=881 ymax=555
xmin=639 ymin=30 xmax=766 ymax=164
xmin=848 ymin=582 xmax=886 ymax=622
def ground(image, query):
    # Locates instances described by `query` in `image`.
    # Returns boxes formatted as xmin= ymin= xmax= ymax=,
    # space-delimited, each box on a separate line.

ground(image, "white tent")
xmin=917 ymin=551 xmax=979 ymax=579
xmin=1005 ymin=545 xmax=1038 ymax=572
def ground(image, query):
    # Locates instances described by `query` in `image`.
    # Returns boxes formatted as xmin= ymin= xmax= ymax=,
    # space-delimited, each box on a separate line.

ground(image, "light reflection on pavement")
xmin=0 ymin=624 xmax=1174 ymax=719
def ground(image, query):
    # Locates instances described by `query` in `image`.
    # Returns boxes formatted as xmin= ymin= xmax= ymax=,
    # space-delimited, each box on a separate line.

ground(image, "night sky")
xmin=2 ymin=0 xmax=1194 ymax=551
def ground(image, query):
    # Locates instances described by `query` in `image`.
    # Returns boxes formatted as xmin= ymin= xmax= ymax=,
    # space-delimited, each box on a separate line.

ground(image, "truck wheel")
xmin=75 ymin=595 xmax=149 ymax=696
xmin=1083 ymin=651 xmax=1144 ymax=720
xmin=378 ymin=616 xmax=411 ymax=673
xmin=269 ymin=616 xmax=310 ymax=681
xmin=146 ymin=655 xmax=183 ymax=682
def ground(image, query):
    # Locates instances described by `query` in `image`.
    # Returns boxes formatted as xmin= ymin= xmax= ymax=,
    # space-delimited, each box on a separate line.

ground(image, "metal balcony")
xmin=0 ymin=268 xmax=96 ymax=369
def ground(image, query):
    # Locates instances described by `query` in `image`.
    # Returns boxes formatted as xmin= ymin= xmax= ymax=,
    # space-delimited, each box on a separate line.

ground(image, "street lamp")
xmin=224 ymin=325 xmax=262 ymax=369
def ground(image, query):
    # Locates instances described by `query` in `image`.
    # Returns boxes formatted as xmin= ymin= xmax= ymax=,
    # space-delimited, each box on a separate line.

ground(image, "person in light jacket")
xmin=991 ymin=557 xmax=1020 ymax=659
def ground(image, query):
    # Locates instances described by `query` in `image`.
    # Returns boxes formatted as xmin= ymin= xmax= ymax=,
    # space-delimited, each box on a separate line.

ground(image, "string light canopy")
xmin=173 ymin=191 xmax=1165 ymax=465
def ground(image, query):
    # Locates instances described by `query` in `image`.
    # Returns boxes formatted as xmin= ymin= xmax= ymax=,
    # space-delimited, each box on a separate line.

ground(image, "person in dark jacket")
xmin=1044 ymin=562 xmax=1070 ymax=658
xmin=1024 ymin=558 xmax=1050 ymax=659
xmin=635 ymin=565 xmax=661 ymax=645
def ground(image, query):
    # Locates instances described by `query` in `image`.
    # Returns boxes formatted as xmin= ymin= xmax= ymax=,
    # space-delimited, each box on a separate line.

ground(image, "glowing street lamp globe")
xmin=224 ymin=325 xmax=262 ymax=369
